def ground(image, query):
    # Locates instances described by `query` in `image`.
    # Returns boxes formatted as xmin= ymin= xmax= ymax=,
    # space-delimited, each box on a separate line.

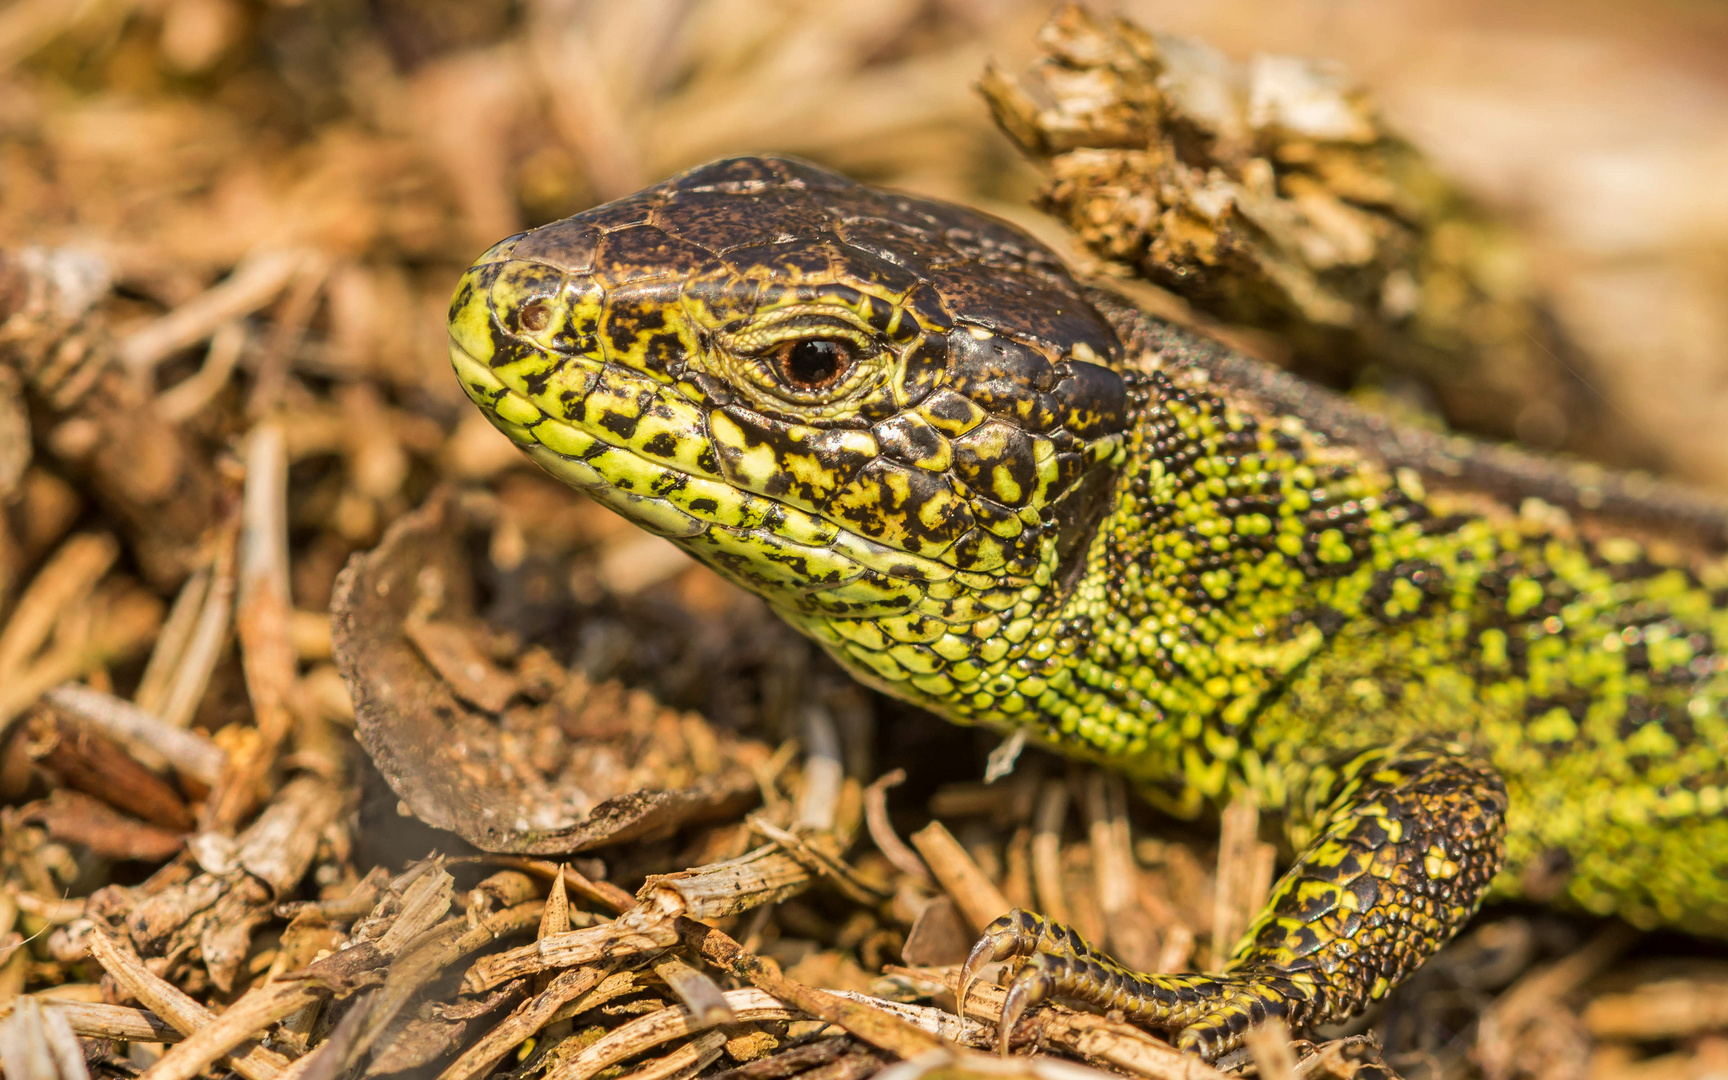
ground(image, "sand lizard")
xmin=446 ymin=156 xmax=1728 ymax=1061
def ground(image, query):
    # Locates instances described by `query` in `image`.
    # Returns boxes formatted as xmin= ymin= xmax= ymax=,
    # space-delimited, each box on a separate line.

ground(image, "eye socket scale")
xmin=768 ymin=339 xmax=861 ymax=393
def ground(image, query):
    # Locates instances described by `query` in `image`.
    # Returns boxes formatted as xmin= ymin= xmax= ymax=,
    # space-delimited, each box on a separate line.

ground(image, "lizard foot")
xmin=958 ymin=908 xmax=1316 ymax=1062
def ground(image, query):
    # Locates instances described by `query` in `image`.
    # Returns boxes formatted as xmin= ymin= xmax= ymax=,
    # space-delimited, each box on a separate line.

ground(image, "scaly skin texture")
xmin=446 ymin=156 xmax=1728 ymax=1060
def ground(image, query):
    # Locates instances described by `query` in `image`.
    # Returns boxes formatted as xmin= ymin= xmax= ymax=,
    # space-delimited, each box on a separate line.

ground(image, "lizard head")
xmin=448 ymin=155 xmax=1130 ymax=696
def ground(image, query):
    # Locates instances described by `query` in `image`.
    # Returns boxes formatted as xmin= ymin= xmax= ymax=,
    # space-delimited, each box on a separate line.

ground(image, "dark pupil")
xmin=781 ymin=340 xmax=849 ymax=389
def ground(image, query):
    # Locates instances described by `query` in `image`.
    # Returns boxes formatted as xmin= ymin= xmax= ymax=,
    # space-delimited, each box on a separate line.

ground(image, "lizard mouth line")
xmin=448 ymin=332 xmax=981 ymax=600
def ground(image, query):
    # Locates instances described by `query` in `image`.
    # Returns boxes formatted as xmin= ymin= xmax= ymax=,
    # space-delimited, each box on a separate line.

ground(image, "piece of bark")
xmin=20 ymin=790 xmax=185 ymax=862
xmin=26 ymin=709 xmax=193 ymax=831
xmin=900 ymin=896 xmax=970 ymax=968
xmin=331 ymin=488 xmax=762 ymax=854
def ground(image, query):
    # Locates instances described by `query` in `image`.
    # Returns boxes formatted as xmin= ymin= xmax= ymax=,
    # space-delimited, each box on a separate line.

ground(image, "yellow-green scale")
xmin=845 ymin=363 xmax=1728 ymax=934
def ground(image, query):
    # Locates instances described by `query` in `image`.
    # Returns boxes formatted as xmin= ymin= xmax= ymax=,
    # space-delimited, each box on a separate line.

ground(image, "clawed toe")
xmin=956 ymin=909 xmax=1044 ymax=1026
xmin=955 ymin=909 xmax=1314 ymax=1063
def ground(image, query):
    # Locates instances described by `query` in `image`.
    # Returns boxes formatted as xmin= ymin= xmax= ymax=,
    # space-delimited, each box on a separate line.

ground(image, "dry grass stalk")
xmin=0 ymin=532 xmax=116 ymax=679
xmin=1241 ymin=1019 xmax=1298 ymax=1080
xmin=908 ymin=822 xmax=1012 ymax=934
xmin=0 ymin=998 xmax=180 ymax=1043
xmin=1209 ymin=791 xmax=1276 ymax=970
xmin=1030 ymin=779 xmax=1072 ymax=927
xmin=863 ymin=770 xmax=933 ymax=886
xmin=1084 ymin=771 xmax=1158 ymax=971
xmin=0 ymin=994 xmax=91 ymax=1080
xmin=137 ymin=976 xmax=321 ymax=1080
xmin=115 ymin=250 xmax=307 ymax=375
xmin=155 ymin=320 xmax=247 ymax=424
xmin=86 ymin=928 xmax=291 ymax=1080
xmin=1583 ymin=978 xmax=1728 ymax=1040
xmin=152 ymin=517 xmax=239 ymax=730
xmin=206 ymin=419 xmax=296 ymax=830
xmin=1474 ymin=924 xmax=1636 ymax=1079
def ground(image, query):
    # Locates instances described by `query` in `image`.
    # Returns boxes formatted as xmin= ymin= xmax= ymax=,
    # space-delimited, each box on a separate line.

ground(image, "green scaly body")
xmin=446 ymin=156 xmax=1728 ymax=1060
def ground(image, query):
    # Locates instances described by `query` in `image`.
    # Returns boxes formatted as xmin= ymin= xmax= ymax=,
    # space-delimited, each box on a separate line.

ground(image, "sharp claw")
xmin=956 ymin=933 xmax=998 ymax=1021
xmin=997 ymin=971 xmax=1039 ymax=1056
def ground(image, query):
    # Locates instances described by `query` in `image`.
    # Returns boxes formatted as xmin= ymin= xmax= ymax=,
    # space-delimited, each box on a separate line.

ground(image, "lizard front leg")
xmin=959 ymin=743 xmax=1508 ymax=1061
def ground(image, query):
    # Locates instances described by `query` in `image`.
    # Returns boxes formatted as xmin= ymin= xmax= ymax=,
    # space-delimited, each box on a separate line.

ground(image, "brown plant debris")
xmin=0 ymin=5 xmax=1721 ymax=1080
xmin=331 ymin=487 xmax=766 ymax=855
xmin=978 ymin=3 xmax=1607 ymax=457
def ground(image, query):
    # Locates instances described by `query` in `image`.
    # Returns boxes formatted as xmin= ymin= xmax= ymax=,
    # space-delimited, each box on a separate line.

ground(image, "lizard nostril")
xmin=521 ymin=300 xmax=551 ymax=332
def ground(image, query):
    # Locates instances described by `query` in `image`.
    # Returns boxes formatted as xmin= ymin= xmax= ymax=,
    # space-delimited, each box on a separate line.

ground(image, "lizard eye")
xmin=770 ymin=339 xmax=855 ymax=392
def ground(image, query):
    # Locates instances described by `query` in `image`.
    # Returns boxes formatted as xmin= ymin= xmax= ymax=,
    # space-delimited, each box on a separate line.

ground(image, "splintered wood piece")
xmin=5 ymin=998 xmax=180 ymax=1043
xmin=435 ymin=964 xmax=615 ymax=1080
xmin=85 ymin=929 xmax=290 ymax=1080
xmin=543 ymin=989 xmax=798 ymax=1080
xmin=678 ymin=921 xmax=942 ymax=1061
xmin=652 ymin=956 xmax=735 ymax=1028
xmin=0 ymin=995 xmax=89 ymax=1080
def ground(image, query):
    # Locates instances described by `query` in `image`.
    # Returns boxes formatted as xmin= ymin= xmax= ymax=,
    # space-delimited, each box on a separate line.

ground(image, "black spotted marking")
xmin=711 ymin=405 xmax=875 ymax=507
xmin=596 ymin=224 xmax=712 ymax=286
xmin=825 ymin=458 xmax=975 ymax=553
xmin=899 ymin=335 xmax=949 ymax=406
xmin=950 ymin=421 xmax=1040 ymax=508
xmin=873 ymin=412 xmax=947 ymax=468
xmin=918 ymin=388 xmax=986 ymax=437
xmin=897 ymin=281 xmax=954 ymax=338
xmin=809 ymin=282 xmax=866 ymax=310
xmin=1051 ymin=360 xmax=1130 ymax=439
xmin=862 ymin=292 xmax=894 ymax=333
xmin=948 ymin=328 xmax=1056 ymax=421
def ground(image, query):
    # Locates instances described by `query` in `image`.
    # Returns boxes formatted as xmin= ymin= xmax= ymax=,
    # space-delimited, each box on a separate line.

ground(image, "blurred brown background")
xmin=3 ymin=0 xmax=1726 ymax=483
